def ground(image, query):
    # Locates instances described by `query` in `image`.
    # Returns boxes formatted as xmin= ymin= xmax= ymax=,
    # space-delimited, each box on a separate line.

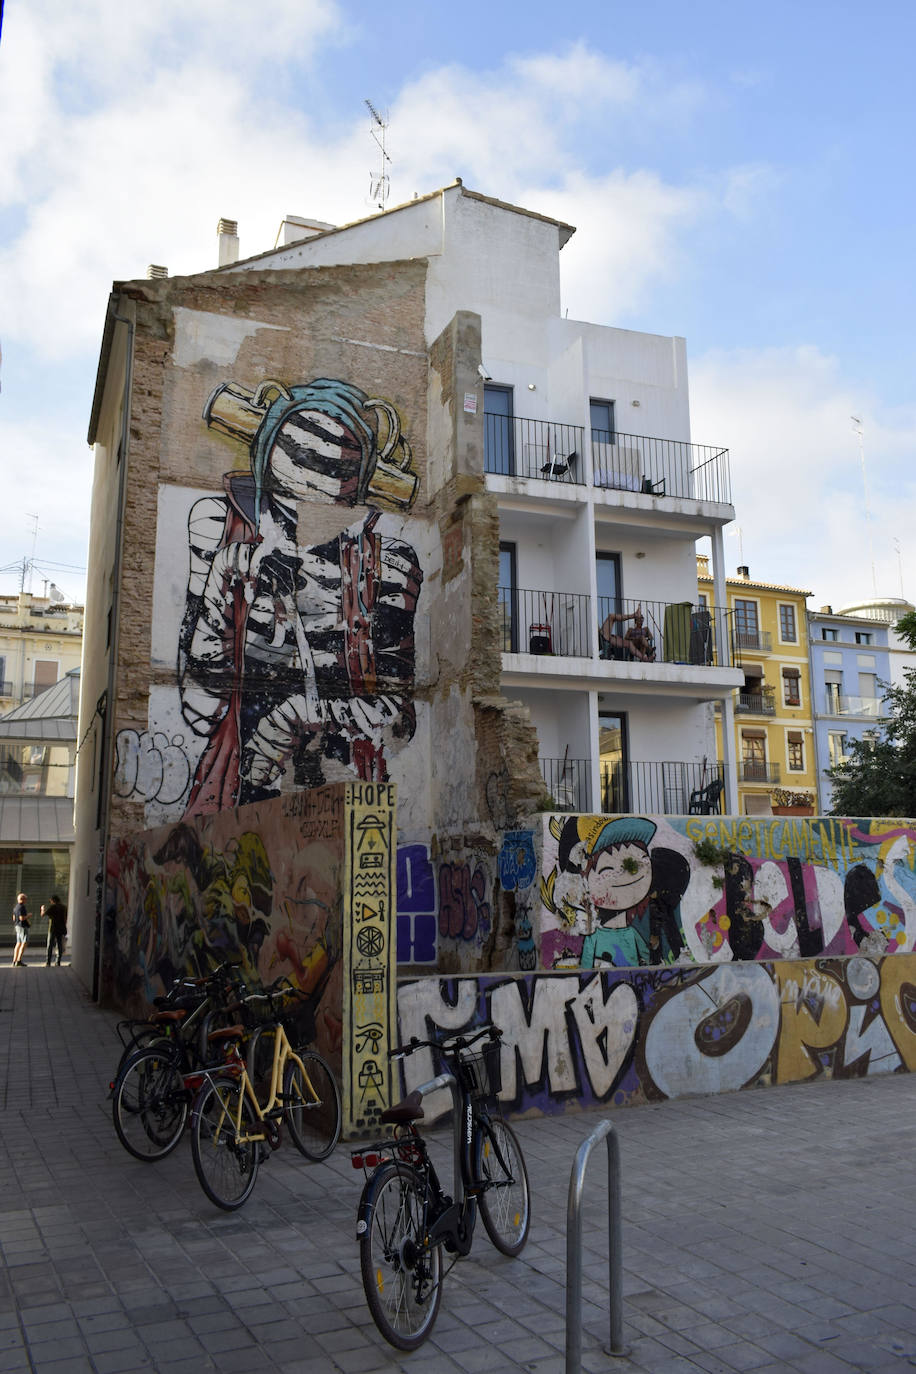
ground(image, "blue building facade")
xmin=808 ymin=608 xmax=891 ymax=811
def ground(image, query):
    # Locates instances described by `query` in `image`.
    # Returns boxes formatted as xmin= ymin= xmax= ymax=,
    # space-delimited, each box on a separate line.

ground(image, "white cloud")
xmin=690 ymin=345 xmax=916 ymax=608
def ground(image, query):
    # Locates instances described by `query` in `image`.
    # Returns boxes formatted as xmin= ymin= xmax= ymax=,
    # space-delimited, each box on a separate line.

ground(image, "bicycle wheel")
xmin=112 ymin=1048 xmax=188 ymax=1162
xmin=190 ymin=1076 xmax=261 ymax=1210
xmin=359 ymin=1162 xmax=441 ymax=1351
xmin=474 ymin=1117 xmax=531 ymax=1256
xmin=284 ymin=1052 xmax=342 ymax=1161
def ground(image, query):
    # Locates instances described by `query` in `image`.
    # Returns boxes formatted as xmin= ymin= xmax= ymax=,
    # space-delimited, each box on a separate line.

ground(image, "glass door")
xmin=498 ymin=543 xmax=518 ymax=652
xmin=599 ymin=711 xmax=628 ymax=812
xmin=596 ymin=553 xmax=621 ymax=658
xmin=484 ymin=385 xmax=514 ymax=475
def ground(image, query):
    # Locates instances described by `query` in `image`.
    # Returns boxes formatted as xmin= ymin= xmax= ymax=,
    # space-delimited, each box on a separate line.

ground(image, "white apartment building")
xmin=226 ymin=183 xmax=743 ymax=813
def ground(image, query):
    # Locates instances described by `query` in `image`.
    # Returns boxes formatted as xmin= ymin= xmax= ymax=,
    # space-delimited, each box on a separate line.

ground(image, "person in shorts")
xmin=12 ymin=893 xmax=31 ymax=967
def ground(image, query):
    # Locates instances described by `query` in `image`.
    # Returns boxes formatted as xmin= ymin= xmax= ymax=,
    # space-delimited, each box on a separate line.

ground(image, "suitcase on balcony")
xmin=528 ymin=623 xmax=553 ymax=654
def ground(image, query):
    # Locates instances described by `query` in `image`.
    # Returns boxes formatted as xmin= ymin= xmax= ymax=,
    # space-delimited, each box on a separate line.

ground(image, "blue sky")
xmin=1 ymin=0 xmax=914 ymax=608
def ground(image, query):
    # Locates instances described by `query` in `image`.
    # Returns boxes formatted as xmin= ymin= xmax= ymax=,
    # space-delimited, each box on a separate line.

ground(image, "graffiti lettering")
xmin=439 ymin=861 xmax=491 ymax=944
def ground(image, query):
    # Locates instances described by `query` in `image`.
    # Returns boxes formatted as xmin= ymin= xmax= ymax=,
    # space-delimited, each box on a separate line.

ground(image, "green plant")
xmin=771 ymin=787 xmax=814 ymax=808
xmin=693 ymin=837 xmax=730 ymax=867
xmin=621 ymin=856 xmax=640 ymax=874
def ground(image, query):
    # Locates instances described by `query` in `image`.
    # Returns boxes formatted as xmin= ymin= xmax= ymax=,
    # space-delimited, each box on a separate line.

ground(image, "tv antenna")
xmin=851 ymin=415 xmax=878 ymax=596
xmin=365 ymin=98 xmax=390 ymax=211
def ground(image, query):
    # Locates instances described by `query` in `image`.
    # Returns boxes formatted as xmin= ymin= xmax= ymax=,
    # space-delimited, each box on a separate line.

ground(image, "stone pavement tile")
xmin=333 ymin=1347 xmax=405 ymax=1374
xmin=792 ymin=1352 xmax=863 ymax=1374
xmin=78 ymin=1352 xmax=153 ymax=1374
xmin=27 ymin=1360 xmax=95 ymax=1374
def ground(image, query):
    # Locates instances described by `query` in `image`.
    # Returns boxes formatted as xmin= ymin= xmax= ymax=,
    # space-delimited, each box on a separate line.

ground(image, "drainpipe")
xmin=92 ymin=293 xmax=134 ymax=1002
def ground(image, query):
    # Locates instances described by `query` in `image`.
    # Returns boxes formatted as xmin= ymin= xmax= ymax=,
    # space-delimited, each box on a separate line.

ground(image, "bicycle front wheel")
xmin=190 ymin=1076 xmax=261 ymax=1210
xmin=112 ymin=1047 xmax=188 ymax=1162
xmin=284 ymin=1052 xmax=342 ymax=1161
xmin=474 ymin=1117 xmax=531 ymax=1256
xmin=359 ymin=1162 xmax=441 ymax=1351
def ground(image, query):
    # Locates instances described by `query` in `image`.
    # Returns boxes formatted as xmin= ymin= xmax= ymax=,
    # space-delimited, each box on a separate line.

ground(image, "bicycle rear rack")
xmin=566 ymin=1118 xmax=629 ymax=1370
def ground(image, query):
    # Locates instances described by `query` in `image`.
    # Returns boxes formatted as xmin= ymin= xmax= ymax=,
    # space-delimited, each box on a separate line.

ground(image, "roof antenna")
xmin=365 ymin=99 xmax=390 ymax=211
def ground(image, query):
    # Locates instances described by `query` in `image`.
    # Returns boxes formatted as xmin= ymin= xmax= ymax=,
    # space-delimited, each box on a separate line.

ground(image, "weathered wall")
xmin=513 ymin=813 xmax=916 ymax=971
xmin=104 ymin=781 xmax=399 ymax=1138
xmin=395 ymin=954 xmax=916 ymax=1121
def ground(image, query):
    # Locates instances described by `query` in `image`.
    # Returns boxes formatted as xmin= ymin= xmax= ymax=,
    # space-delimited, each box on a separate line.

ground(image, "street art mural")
xmin=397 ymin=953 xmax=916 ymax=1120
xmin=115 ymin=375 xmax=423 ymax=820
xmin=104 ymin=789 xmax=346 ymax=1067
xmin=534 ymin=814 xmax=916 ymax=970
xmin=395 ymin=844 xmax=500 ymax=965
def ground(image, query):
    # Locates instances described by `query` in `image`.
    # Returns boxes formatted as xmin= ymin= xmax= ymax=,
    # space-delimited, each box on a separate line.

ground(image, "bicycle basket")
xmin=458 ymin=1039 xmax=502 ymax=1106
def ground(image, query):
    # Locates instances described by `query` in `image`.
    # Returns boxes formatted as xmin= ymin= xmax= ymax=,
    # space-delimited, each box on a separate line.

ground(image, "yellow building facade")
xmin=698 ymin=559 xmax=816 ymax=815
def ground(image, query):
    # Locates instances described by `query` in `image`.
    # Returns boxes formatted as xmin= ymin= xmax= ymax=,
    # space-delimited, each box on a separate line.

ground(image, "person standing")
xmin=43 ymin=895 xmax=67 ymax=967
xmin=12 ymin=893 xmax=30 ymax=967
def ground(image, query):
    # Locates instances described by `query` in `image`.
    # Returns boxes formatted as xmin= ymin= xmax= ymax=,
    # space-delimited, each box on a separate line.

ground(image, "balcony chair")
xmin=640 ymin=475 xmax=666 ymax=496
xmin=688 ymin=777 xmax=724 ymax=815
xmin=541 ymin=449 xmax=578 ymax=480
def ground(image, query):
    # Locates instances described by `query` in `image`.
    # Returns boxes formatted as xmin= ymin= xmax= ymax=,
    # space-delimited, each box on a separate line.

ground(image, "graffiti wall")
xmin=524 ymin=813 xmax=916 ymax=971
xmin=396 ymin=953 xmax=916 ymax=1120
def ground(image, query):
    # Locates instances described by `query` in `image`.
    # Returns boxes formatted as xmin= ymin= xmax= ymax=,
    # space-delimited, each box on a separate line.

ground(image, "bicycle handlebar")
xmin=388 ymin=1025 xmax=501 ymax=1062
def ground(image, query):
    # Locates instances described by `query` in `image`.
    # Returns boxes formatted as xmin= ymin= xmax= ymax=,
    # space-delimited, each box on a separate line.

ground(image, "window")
xmin=828 ymin=732 xmax=847 ymax=767
xmin=498 ymin=543 xmax=518 ymax=652
xmin=734 ymin=598 xmax=759 ymax=650
xmin=741 ymin=732 xmax=767 ymax=780
xmin=787 ymin=732 xmax=804 ymax=771
xmin=824 ymin=671 xmax=843 ymax=714
xmin=822 ymin=628 xmax=838 ymax=641
xmin=778 ymin=604 xmax=797 ymax=642
xmin=782 ymin=667 xmax=801 ymax=707
xmin=855 ymin=631 xmax=872 ymax=645
xmin=590 ymin=399 xmax=615 ymax=446
xmin=484 ymin=385 xmax=514 ymax=475
xmin=32 ymin=660 xmax=58 ymax=697
xmin=596 ymin=553 xmax=621 ymax=657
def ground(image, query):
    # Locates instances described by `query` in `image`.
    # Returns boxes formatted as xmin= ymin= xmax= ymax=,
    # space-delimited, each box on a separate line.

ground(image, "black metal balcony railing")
xmin=597 ymin=597 xmax=734 ymax=667
xmin=484 ymin=413 xmax=585 ymax=483
xmin=21 ymin=681 xmax=56 ymax=699
xmin=599 ymin=760 xmax=725 ymax=815
xmin=740 ymin=760 xmax=781 ymax=784
xmin=0 ymin=679 xmax=12 ymax=697
xmin=735 ymin=629 xmax=772 ymax=653
xmin=499 ymin=586 xmax=592 ymax=657
xmin=591 ymin=431 xmax=731 ymax=504
xmin=737 ymin=691 xmax=776 ymax=715
xmin=539 ymin=758 xmax=592 ymax=812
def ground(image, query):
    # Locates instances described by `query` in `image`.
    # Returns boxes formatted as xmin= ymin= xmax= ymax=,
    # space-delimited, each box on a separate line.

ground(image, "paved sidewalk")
xmin=3 ymin=960 xmax=916 ymax=1373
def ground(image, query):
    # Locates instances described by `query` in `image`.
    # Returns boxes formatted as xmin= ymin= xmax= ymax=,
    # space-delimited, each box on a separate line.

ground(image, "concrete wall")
xmin=396 ymin=954 xmax=916 ymax=1122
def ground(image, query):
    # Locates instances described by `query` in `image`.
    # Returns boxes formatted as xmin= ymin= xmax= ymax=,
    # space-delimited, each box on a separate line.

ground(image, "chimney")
xmin=146 ymin=264 xmax=168 ymax=279
xmin=737 ymin=565 xmax=750 ymax=579
xmin=218 ymin=218 xmax=239 ymax=267
xmin=275 ymin=214 xmax=336 ymax=248
xmin=820 ymin=605 xmax=833 ymax=614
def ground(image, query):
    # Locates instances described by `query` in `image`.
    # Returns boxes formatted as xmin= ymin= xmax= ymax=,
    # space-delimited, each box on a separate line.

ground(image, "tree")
xmin=828 ymin=612 xmax=916 ymax=817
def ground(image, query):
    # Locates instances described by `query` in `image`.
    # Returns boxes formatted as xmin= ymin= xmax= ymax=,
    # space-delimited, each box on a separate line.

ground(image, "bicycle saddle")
xmin=380 ymin=1090 xmax=425 ymax=1124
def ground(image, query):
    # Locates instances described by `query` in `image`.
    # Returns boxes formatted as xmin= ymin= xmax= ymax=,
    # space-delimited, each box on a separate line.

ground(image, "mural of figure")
xmin=580 ymin=817 xmax=657 ymax=967
xmin=179 ymin=378 xmax=423 ymax=815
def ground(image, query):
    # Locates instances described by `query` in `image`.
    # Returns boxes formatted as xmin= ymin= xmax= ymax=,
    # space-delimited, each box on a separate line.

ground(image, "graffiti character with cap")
xmin=580 ymin=817 xmax=657 ymax=968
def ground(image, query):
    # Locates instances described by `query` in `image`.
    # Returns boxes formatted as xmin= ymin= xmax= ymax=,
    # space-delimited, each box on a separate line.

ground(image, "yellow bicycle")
xmin=190 ymin=978 xmax=341 ymax=1209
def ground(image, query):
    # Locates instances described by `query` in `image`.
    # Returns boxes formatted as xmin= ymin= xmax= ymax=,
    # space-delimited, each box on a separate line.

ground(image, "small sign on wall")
xmin=463 ymin=392 xmax=478 ymax=414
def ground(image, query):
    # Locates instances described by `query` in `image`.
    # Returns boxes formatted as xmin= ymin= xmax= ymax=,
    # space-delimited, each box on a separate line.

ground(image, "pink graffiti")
xmin=439 ymin=862 xmax=491 ymax=942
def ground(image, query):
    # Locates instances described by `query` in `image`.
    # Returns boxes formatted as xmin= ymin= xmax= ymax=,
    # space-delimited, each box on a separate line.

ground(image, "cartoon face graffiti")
xmin=585 ymin=840 xmax=653 ymax=917
xmin=178 ymin=377 xmax=423 ymax=817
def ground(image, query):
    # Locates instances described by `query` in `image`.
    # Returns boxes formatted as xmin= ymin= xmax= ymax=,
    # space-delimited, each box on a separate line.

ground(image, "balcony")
xmin=598 ymin=760 xmax=725 ymax=815
xmin=737 ymin=690 xmax=776 ymax=715
xmin=597 ymin=597 xmax=733 ymax=668
xmin=591 ymin=432 xmax=731 ymax=504
xmin=539 ymin=757 xmax=591 ymax=812
xmin=484 ymin=413 xmax=585 ymax=483
xmin=739 ymin=760 xmax=780 ymax=784
xmin=499 ymin=587 xmax=592 ymax=656
xmin=0 ymin=680 xmax=13 ymax=697
xmin=735 ymin=629 xmax=772 ymax=654
xmin=823 ymin=694 xmax=884 ymax=718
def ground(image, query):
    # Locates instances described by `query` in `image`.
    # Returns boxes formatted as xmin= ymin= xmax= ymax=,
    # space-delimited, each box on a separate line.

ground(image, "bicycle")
xmin=189 ymin=977 xmax=342 ymax=1210
xmin=351 ymin=1025 xmax=530 ymax=1351
xmin=110 ymin=962 xmax=247 ymax=1163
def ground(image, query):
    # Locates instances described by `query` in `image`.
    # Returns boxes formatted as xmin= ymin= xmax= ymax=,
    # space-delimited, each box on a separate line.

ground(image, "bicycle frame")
xmin=201 ymin=1020 xmax=317 ymax=1138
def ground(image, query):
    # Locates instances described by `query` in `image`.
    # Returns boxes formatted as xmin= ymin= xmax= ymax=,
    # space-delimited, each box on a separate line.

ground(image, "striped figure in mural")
xmin=179 ymin=378 xmax=422 ymax=815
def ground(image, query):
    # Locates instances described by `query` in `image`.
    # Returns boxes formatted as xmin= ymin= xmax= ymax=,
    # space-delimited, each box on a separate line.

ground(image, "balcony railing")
xmin=599 ymin=760 xmax=725 ymax=815
xmin=824 ymin=694 xmax=884 ymax=718
xmin=484 ymin=413 xmax=585 ymax=483
xmin=540 ymin=757 xmax=592 ymax=812
xmin=591 ymin=431 xmax=731 ymax=504
xmin=737 ymin=690 xmax=776 ymax=715
xmin=21 ymin=681 xmax=56 ymax=699
xmin=499 ymin=586 xmax=592 ymax=657
xmin=0 ymin=680 xmax=12 ymax=697
xmin=739 ymin=760 xmax=780 ymax=784
xmin=597 ymin=597 xmax=734 ymax=667
xmin=735 ymin=629 xmax=772 ymax=653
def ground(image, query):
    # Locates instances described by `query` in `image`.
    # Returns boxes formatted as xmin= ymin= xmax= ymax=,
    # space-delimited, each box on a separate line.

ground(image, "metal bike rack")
xmin=566 ymin=1118 xmax=629 ymax=1371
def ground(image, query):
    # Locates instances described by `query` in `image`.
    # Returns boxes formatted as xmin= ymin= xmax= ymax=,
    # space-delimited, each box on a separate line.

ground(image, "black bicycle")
xmin=352 ymin=1026 xmax=530 ymax=1350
